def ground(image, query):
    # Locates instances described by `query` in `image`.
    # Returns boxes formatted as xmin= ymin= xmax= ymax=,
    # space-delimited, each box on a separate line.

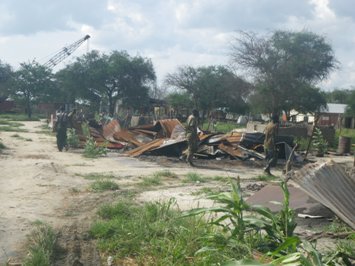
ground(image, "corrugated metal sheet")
xmin=291 ymin=161 xmax=355 ymax=229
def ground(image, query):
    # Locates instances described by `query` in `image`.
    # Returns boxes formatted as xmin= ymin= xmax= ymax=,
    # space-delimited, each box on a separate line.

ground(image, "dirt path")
xmin=0 ymin=120 xmax=275 ymax=264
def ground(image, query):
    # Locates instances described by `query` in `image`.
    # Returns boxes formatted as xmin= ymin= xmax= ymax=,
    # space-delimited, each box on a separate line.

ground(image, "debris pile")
xmin=75 ymin=118 xmax=296 ymax=161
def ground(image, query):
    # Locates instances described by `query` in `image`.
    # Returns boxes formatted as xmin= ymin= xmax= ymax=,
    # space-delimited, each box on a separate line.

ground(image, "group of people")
xmin=184 ymin=109 xmax=279 ymax=175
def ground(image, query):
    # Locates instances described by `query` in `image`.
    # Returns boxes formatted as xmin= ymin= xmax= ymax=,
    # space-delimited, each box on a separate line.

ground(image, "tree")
xmin=345 ymin=88 xmax=355 ymax=116
xmin=0 ymin=60 xmax=13 ymax=101
xmin=57 ymin=50 xmax=156 ymax=116
xmin=324 ymin=88 xmax=352 ymax=104
xmin=165 ymin=65 xmax=250 ymax=118
xmin=230 ymin=30 xmax=337 ymax=116
xmin=11 ymin=61 xmax=54 ymax=118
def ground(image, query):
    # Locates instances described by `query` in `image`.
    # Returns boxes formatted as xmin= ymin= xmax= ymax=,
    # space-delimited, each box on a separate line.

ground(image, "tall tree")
xmin=0 ymin=60 xmax=13 ymax=101
xmin=57 ymin=50 xmax=156 ymax=116
xmin=165 ymin=65 xmax=250 ymax=117
xmin=231 ymin=30 xmax=337 ymax=116
xmin=11 ymin=61 xmax=54 ymax=118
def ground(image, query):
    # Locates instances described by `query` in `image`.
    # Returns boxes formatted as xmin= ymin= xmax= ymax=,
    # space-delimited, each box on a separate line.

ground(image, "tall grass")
xmin=23 ymin=221 xmax=56 ymax=266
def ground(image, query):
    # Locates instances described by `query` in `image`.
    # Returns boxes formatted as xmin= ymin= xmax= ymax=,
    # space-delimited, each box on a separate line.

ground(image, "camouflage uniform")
xmin=264 ymin=121 xmax=278 ymax=174
xmin=186 ymin=114 xmax=198 ymax=165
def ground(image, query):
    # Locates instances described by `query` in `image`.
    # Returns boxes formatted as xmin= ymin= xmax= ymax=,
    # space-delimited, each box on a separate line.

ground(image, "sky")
xmin=1 ymin=0 xmax=355 ymax=91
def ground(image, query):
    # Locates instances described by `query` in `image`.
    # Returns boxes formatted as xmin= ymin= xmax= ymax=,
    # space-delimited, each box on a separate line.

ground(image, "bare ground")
xmin=0 ymin=120 xmax=352 ymax=265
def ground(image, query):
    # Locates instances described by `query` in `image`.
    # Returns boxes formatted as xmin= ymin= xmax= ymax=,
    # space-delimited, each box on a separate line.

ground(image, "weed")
xmin=81 ymin=172 xmax=117 ymax=180
xmin=0 ymin=125 xmax=27 ymax=132
xmin=90 ymin=179 xmax=119 ymax=192
xmin=90 ymin=199 xmax=235 ymax=265
xmin=256 ymin=174 xmax=277 ymax=181
xmin=295 ymin=137 xmax=309 ymax=151
xmin=138 ymin=176 xmax=162 ymax=187
xmin=183 ymin=172 xmax=206 ymax=183
xmin=83 ymin=137 xmax=107 ymax=158
xmin=22 ymin=221 xmax=56 ymax=266
xmin=153 ymin=170 xmax=178 ymax=179
xmin=324 ymin=218 xmax=353 ymax=234
xmin=67 ymin=128 xmax=80 ymax=148
xmin=0 ymin=113 xmax=41 ymax=121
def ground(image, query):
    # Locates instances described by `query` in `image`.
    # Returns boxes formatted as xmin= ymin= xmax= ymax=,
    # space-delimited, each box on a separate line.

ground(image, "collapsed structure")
xmin=75 ymin=118 xmax=296 ymax=161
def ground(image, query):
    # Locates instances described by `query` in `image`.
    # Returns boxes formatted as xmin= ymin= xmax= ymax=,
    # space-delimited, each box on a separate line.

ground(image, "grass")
xmin=22 ymin=221 xmax=56 ymax=266
xmin=79 ymin=172 xmax=117 ymax=180
xmin=0 ymin=113 xmax=42 ymax=121
xmin=90 ymin=199 xmax=236 ymax=265
xmin=201 ymin=120 xmax=244 ymax=133
xmin=11 ymin=134 xmax=32 ymax=141
xmin=183 ymin=172 xmax=206 ymax=183
xmin=324 ymin=218 xmax=353 ymax=234
xmin=152 ymin=169 xmax=178 ymax=179
xmin=90 ymin=179 xmax=119 ymax=192
xmin=138 ymin=176 xmax=162 ymax=187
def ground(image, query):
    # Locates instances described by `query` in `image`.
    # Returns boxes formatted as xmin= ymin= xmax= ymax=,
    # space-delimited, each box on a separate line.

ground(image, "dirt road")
xmin=1 ymin=120 xmax=273 ymax=264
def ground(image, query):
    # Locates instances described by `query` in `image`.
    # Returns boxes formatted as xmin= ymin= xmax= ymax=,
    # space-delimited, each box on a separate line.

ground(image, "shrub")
xmin=67 ymin=128 xmax=80 ymax=148
xmin=83 ymin=137 xmax=107 ymax=158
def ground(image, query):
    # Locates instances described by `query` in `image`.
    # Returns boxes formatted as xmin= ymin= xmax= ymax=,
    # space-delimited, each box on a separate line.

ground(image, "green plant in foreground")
xmin=23 ymin=221 xmax=56 ymax=266
xmin=83 ymin=136 xmax=107 ymax=158
xmin=67 ymin=128 xmax=80 ymax=148
xmin=90 ymin=179 xmax=119 ymax=192
xmin=312 ymin=127 xmax=328 ymax=157
xmin=153 ymin=169 xmax=178 ymax=179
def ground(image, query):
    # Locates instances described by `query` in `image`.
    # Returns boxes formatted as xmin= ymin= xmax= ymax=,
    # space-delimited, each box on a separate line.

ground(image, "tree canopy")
xmin=165 ymin=65 xmax=250 ymax=116
xmin=56 ymin=50 xmax=156 ymax=116
xmin=230 ymin=30 xmax=337 ymax=116
xmin=10 ymin=61 xmax=54 ymax=118
xmin=0 ymin=60 xmax=13 ymax=101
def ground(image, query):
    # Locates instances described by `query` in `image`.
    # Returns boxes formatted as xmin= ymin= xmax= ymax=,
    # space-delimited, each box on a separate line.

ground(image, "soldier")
xmin=185 ymin=109 xmax=199 ymax=166
xmin=263 ymin=114 xmax=279 ymax=175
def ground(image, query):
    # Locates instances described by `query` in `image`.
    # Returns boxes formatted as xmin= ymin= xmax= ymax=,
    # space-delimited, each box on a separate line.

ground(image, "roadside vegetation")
xmin=89 ymin=179 xmax=119 ymax=192
xmin=22 ymin=221 xmax=56 ymax=266
xmin=90 ymin=179 xmax=354 ymax=265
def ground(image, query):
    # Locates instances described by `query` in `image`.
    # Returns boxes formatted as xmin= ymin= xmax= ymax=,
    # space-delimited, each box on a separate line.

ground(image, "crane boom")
xmin=43 ymin=34 xmax=90 ymax=69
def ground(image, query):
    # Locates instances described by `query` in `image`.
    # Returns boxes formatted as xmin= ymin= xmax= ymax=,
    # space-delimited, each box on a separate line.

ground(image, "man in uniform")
xmin=185 ymin=109 xmax=199 ymax=166
xmin=263 ymin=114 xmax=279 ymax=175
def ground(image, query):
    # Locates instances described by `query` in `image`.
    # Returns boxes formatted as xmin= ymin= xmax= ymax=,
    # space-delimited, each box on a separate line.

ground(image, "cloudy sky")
xmin=0 ymin=0 xmax=355 ymax=91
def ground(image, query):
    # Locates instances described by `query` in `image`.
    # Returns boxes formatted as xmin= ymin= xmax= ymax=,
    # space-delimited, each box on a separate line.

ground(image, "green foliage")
xmin=80 ymin=172 xmax=117 ymax=180
xmin=83 ymin=136 xmax=107 ymax=158
xmin=165 ymin=65 xmax=250 ymax=115
xmin=295 ymin=137 xmax=309 ymax=151
xmin=138 ymin=175 xmax=162 ymax=187
xmin=256 ymin=174 xmax=277 ymax=181
xmin=23 ymin=221 xmax=56 ymax=266
xmin=231 ymin=30 xmax=335 ymax=114
xmin=153 ymin=170 xmax=178 ymax=179
xmin=90 ymin=179 xmax=119 ymax=192
xmin=90 ymin=199 xmax=235 ymax=265
xmin=335 ymin=128 xmax=355 ymax=152
xmin=312 ymin=127 xmax=328 ymax=156
xmin=10 ymin=61 xmax=54 ymax=118
xmin=67 ymin=128 xmax=80 ymax=148
xmin=184 ymin=172 xmax=206 ymax=183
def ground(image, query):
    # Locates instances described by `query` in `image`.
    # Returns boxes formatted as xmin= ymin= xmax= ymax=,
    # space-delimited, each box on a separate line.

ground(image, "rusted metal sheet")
xmin=126 ymin=139 xmax=165 ymax=157
xmin=103 ymin=119 xmax=121 ymax=140
xmin=157 ymin=119 xmax=183 ymax=138
xmin=291 ymin=161 xmax=355 ymax=229
xmin=113 ymin=130 xmax=144 ymax=147
xmin=218 ymin=143 xmax=248 ymax=159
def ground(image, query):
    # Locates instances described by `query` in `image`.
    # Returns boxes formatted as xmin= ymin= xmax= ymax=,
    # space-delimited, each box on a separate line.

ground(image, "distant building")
xmin=290 ymin=103 xmax=354 ymax=129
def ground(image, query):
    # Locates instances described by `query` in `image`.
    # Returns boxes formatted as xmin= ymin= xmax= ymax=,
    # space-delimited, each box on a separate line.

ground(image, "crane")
xmin=43 ymin=34 xmax=90 ymax=69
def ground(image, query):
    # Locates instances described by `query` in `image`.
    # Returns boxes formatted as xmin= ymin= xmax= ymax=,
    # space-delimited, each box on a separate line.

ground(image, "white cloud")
xmin=1 ymin=0 xmax=355 ymax=91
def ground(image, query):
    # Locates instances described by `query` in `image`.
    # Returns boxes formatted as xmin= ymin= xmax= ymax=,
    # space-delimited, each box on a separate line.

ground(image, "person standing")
xmin=263 ymin=114 xmax=279 ymax=175
xmin=185 ymin=109 xmax=199 ymax=166
xmin=55 ymin=107 xmax=69 ymax=152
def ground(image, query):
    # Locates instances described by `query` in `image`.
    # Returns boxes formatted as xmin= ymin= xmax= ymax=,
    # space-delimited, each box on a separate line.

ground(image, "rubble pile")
xmin=75 ymin=118 xmax=296 ymax=161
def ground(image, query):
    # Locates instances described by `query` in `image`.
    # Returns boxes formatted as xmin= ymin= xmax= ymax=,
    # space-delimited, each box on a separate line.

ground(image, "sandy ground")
xmin=0 ymin=120 xmax=353 ymax=265
xmin=0 ymin=120 xmax=277 ymax=265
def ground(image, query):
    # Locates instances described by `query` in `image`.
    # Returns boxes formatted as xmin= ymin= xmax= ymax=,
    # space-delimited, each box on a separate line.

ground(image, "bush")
xmin=67 ymin=128 xmax=80 ymax=148
xmin=83 ymin=137 xmax=107 ymax=158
